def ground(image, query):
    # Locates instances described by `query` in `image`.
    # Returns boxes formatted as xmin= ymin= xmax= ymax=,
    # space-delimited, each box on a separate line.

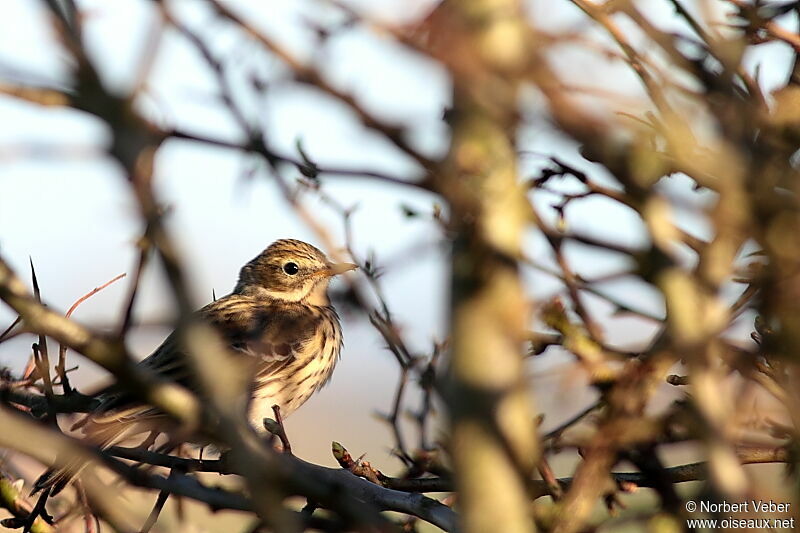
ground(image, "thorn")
xmin=0 ymin=315 xmax=22 ymax=343
xmin=29 ymin=257 xmax=41 ymax=302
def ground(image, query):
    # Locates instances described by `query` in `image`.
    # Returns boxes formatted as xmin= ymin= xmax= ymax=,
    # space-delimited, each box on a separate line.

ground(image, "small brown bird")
xmin=39 ymin=239 xmax=356 ymax=492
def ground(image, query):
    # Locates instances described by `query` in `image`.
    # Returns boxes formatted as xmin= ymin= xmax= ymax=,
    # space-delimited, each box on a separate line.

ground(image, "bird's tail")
xmin=33 ymin=405 xmax=165 ymax=495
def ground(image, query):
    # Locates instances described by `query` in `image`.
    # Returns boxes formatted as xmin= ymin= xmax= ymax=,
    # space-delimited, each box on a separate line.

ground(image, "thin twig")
xmin=57 ymin=273 xmax=126 ymax=394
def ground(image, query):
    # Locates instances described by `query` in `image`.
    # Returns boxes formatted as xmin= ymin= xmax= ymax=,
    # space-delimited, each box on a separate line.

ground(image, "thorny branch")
xmin=2 ymin=1 xmax=800 ymax=532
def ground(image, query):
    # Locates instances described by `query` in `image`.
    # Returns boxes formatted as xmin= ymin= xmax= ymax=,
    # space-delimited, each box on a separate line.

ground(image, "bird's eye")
xmin=283 ymin=262 xmax=299 ymax=275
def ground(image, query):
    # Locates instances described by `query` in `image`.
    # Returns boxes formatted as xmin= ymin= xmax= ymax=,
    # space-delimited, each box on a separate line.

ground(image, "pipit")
xmin=38 ymin=238 xmax=356 ymax=493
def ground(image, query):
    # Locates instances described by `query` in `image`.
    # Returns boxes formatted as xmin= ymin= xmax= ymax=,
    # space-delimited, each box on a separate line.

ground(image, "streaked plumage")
xmin=38 ymin=239 xmax=355 ymax=493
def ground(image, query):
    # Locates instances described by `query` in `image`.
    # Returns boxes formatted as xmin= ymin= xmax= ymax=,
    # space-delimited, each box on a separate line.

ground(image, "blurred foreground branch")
xmin=3 ymin=0 xmax=800 ymax=532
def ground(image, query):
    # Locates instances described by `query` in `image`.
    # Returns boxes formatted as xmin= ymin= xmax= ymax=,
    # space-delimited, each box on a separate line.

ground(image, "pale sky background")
xmin=0 ymin=0 xmax=795 ymax=497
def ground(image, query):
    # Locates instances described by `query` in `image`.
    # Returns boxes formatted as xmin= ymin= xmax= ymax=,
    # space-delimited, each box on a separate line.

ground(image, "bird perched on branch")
xmin=37 ymin=238 xmax=357 ymax=493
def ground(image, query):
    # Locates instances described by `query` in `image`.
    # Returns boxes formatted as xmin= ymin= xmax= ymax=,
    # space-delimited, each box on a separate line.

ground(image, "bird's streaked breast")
xmin=248 ymin=306 xmax=343 ymax=429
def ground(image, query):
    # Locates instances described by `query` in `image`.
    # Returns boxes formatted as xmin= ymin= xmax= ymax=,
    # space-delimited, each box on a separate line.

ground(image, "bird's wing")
xmin=93 ymin=295 xmax=321 ymax=410
xmin=228 ymin=302 xmax=324 ymax=378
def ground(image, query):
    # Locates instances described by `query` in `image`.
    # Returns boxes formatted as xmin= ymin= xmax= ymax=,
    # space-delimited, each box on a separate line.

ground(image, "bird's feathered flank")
xmin=93 ymin=292 xmax=340 ymax=416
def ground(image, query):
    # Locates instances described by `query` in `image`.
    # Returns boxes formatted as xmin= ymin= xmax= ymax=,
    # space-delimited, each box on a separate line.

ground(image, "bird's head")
xmin=235 ymin=239 xmax=357 ymax=304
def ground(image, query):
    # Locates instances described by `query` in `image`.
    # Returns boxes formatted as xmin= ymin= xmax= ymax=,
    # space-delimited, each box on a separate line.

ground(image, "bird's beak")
xmin=324 ymin=262 xmax=358 ymax=276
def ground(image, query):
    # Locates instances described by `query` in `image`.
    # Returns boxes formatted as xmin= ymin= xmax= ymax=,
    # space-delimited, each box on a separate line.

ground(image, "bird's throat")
xmin=304 ymin=280 xmax=331 ymax=306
